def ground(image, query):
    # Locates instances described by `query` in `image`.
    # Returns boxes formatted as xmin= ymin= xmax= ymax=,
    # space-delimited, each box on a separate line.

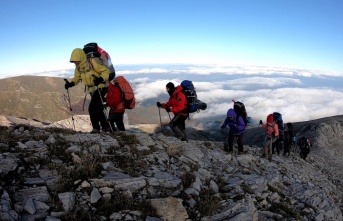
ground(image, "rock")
xmin=149 ymin=197 xmax=188 ymax=221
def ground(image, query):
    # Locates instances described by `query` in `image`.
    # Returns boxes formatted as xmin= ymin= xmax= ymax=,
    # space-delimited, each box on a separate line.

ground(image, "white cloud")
xmin=132 ymin=76 xmax=343 ymax=124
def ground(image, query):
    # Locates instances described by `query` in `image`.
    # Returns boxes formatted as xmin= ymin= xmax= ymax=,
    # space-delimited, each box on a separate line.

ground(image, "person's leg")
xmin=237 ymin=134 xmax=244 ymax=153
xmin=169 ymin=115 xmax=187 ymax=139
xmin=264 ymin=139 xmax=271 ymax=157
xmin=114 ymin=113 xmax=126 ymax=131
xmin=269 ymin=138 xmax=274 ymax=160
xmin=108 ymin=112 xmax=118 ymax=132
xmin=275 ymin=138 xmax=280 ymax=155
xmin=97 ymin=88 xmax=110 ymax=130
xmin=272 ymin=138 xmax=278 ymax=154
xmin=89 ymin=92 xmax=102 ymax=131
xmin=228 ymin=132 xmax=235 ymax=152
xmin=283 ymin=140 xmax=290 ymax=155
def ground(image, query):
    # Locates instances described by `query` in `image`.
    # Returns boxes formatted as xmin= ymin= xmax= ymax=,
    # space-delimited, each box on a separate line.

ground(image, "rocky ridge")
xmin=0 ymin=119 xmax=343 ymax=221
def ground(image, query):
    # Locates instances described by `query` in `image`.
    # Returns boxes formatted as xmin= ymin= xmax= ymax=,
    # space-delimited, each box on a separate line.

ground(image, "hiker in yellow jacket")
xmin=64 ymin=48 xmax=110 ymax=133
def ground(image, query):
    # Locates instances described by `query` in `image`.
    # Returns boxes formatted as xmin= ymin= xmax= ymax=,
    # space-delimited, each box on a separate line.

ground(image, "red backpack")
xmin=107 ymin=76 xmax=135 ymax=109
xmin=267 ymin=114 xmax=274 ymax=124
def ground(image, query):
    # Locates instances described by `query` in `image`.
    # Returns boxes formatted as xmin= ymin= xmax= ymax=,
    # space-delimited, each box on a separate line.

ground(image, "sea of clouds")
xmin=2 ymin=64 xmax=343 ymax=125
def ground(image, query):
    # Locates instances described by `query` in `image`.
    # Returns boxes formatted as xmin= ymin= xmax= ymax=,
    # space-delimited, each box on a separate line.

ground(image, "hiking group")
xmin=64 ymin=42 xmax=311 ymax=160
xmin=64 ymin=43 xmax=135 ymax=133
xmin=221 ymin=105 xmax=312 ymax=161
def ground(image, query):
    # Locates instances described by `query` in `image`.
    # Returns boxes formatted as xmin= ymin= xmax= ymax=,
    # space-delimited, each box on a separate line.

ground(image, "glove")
xmin=157 ymin=102 xmax=162 ymax=108
xmin=234 ymin=125 xmax=238 ymax=130
xmin=65 ymin=81 xmax=75 ymax=90
xmin=221 ymin=125 xmax=225 ymax=129
xmin=165 ymin=105 xmax=171 ymax=112
xmin=259 ymin=120 xmax=263 ymax=125
xmin=93 ymin=77 xmax=104 ymax=86
xmin=272 ymin=132 xmax=275 ymax=137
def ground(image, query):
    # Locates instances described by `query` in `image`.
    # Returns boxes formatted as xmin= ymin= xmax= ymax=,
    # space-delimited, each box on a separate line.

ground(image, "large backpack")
xmin=180 ymin=80 xmax=207 ymax=113
xmin=233 ymin=100 xmax=249 ymax=126
xmin=267 ymin=113 xmax=274 ymax=124
xmin=273 ymin=112 xmax=284 ymax=130
xmin=107 ymin=76 xmax=135 ymax=109
xmin=83 ymin=42 xmax=116 ymax=80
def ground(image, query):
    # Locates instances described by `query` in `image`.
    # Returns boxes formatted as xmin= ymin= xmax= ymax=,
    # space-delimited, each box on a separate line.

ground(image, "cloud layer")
xmin=123 ymin=64 xmax=343 ymax=124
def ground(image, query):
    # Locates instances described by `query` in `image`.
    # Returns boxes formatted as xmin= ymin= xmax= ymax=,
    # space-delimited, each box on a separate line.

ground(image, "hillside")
xmin=0 ymin=76 xmax=88 ymax=122
xmin=0 ymin=76 xmax=171 ymax=125
xmin=0 ymin=117 xmax=343 ymax=220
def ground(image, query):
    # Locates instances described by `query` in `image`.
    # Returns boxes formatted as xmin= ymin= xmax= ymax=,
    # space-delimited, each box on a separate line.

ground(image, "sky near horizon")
xmin=1 ymin=0 xmax=343 ymax=76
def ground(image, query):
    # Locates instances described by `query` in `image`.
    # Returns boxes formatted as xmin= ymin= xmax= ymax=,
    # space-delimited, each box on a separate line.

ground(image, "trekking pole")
xmin=96 ymin=86 xmax=114 ymax=133
xmin=167 ymin=111 xmax=172 ymax=122
xmin=158 ymin=107 xmax=163 ymax=134
xmin=82 ymin=92 xmax=88 ymax=111
xmin=63 ymin=79 xmax=75 ymax=130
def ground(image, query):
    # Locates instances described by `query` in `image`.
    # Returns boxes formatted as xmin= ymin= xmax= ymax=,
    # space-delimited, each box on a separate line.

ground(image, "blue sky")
xmin=1 ymin=0 xmax=343 ymax=76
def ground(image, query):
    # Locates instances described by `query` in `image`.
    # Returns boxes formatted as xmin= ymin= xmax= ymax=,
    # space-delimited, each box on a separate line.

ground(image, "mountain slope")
xmin=0 ymin=120 xmax=342 ymax=220
xmin=0 ymin=75 xmax=88 ymax=122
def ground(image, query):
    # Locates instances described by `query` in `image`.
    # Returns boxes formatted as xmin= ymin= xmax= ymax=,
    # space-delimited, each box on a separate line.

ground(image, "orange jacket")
xmin=161 ymin=86 xmax=188 ymax=116
xmin=262 ymin=122 xmax=279 ymax=138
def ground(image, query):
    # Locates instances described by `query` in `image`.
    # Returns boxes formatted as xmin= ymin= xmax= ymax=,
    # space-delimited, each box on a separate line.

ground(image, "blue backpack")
xmin=180 ymin=80 xmax=207 ymax=113
xmin=273 ymin=112 xmax=284 ymax=130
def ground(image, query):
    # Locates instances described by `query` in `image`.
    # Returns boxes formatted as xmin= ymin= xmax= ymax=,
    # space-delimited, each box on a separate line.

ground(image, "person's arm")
xmin=91 ymin=58 xmax=109 ymax=81
xmin=221 ymin=117 xmax=229 ymax=128
xmin=70 ymin=68 xmax=81 ymax=85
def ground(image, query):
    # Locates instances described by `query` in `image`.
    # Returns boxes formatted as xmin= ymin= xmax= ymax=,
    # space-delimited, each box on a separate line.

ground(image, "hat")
xmin=166 ymin=82 xmax=175 ymax=90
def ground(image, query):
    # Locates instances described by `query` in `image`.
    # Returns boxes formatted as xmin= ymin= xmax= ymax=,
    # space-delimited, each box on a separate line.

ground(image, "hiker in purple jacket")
xmin=221 ymin=108 xmax=246 ymax=154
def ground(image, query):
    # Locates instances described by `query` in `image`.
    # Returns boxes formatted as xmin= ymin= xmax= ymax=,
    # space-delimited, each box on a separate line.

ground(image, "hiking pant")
xmin=273 ymin=138 xmax=284 ymax=154
xmin=264 ymin=138 xmax=275 ymax=160
xmin=283 ymin=139 xmax=290 ymax=155
xmin=228 ymin=132 xmax=244 ymax=152
xmin=89 ymin=88 xmax=109 ymax=131
xmin=169 ymin=115 xmax=187 ymax=139
xmin=109 ymin=112 xmax=125 ymax=131
xmin=299 ymin=146 xmax=310 ymax=159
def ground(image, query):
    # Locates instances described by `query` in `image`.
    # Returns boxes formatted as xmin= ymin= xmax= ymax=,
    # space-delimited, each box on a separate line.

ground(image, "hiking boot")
xmin=102 ymin=128 xmax=111 ymax=133
xmin=268 ymin=157 xmax=272 ymax=161
xmin=224 ymin=147 xmax=229 ymax=152
xmin=180 ymin=137 xmax=187 ymax=142
xmin=261 ymin=154 xmax=266 ymax=158
xmin=91 ymin=129 xmax=100 ymax=133
xmin=237 ymin=151 xmax=244 ymax=155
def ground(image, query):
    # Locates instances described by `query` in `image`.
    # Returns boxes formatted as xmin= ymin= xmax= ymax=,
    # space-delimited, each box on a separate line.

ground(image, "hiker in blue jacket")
xmin=221 ymin=108 xmax=246 ymax=154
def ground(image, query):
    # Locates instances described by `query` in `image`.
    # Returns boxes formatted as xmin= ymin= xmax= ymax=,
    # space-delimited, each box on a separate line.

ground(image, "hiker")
xmin=260 ymin=114 xmax=279 ymax=161
xmin=283 ymin=122 xmax=294 ymax=156
xmin=105 ymin=82 xmax=126 ymax=132
xmin=156 ymin=82 xmax=188 ymax=141
xmin=272 ymin=112 xmax=284 ymax=155
xmin=220 ymin=104 xmax=246 ymax=154
xmin=65 ymin=48 xmax=110 ymax=133
xmin=297 ymin=136 xmax=312 ymax=160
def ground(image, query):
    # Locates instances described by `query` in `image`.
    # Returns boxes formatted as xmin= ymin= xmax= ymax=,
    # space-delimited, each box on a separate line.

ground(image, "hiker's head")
xmin=166 ymin=82 xmax=175 ymax=95
xmin=70 ymin=48 xmax=87 ymax=66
